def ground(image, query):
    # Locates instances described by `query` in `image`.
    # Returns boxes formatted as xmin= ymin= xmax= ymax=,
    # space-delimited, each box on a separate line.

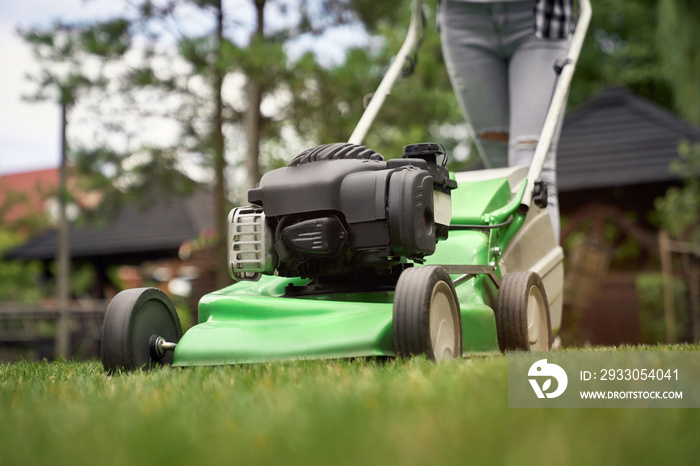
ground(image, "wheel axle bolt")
xmin=152 ymin=336 xmax=177 ymax=358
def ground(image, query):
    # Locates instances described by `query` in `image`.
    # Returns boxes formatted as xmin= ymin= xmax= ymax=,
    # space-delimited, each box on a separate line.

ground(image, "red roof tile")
xmin=0 ymin=168 xmax=59 ymax=224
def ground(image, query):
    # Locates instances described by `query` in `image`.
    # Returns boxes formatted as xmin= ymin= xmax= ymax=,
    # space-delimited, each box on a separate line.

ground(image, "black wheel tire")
xmin=101 ymin=287 xmax=182 ymax=373
xmin=393 ymin=266 xmax=462 ymax=361
xmin=289 ymin=142 xmax=384 ymax=166
xmin=495 ymin=271 xmax=551 ymax=352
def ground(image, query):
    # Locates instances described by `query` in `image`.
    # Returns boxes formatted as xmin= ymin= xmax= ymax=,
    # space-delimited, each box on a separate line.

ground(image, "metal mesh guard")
xmin=228 ymin=206 xmax=271 ymax=276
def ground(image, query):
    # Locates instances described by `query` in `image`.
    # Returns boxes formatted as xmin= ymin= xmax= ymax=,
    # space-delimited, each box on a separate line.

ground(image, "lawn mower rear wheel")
xmin=495 ymin=271 xmax=551 ymax=351
xmin=393 ymin=266 xmax=462 ymax=361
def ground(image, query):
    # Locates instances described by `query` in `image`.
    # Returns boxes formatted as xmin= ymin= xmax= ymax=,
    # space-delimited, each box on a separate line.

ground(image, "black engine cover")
xmin=387 ymin=167 xmax=435 ymax=258
xmin=246 ymin=155 xmax=447 ymax=278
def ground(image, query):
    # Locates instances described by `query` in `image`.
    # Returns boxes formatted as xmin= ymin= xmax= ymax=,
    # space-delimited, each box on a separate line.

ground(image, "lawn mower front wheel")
xmin=495 ymin=271 xmax=551 ymax=351
xmin=393 ymin=266 xmax=462 ymax=361
xmin=101 ymin=287 xmax=182 ymax=373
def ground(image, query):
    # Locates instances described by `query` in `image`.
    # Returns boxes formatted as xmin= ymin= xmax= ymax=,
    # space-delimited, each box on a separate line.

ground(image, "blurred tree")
xmin=20 ymin=19 xmax=130 ymax=358
xmin=654 ymin=141 xmax=700 ymax=242
xmin=570 ymin=0 xmax=700 ymax=124
xmin=657 ymin=0 xmax=700 ymax=126
xmin=0 ymin=230 xmax=44 ymax=303
xmin=0 ymin=189 xmax=51 ymax=235
xmin=570 ymin=0 xmax=671 ymax=109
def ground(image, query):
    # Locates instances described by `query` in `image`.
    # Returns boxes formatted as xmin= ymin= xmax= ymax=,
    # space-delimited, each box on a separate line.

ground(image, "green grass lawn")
xmin=1 ymin=345 xmax=699 ymax=466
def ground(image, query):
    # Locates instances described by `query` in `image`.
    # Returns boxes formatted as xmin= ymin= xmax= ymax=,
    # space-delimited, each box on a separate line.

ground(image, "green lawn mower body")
xmin=171 ymin=164 xmax=564 ymax=367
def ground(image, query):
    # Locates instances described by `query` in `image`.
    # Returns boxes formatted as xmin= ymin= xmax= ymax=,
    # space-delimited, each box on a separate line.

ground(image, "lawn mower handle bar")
xmin=522 ymin=0 xmax=592 ymax=209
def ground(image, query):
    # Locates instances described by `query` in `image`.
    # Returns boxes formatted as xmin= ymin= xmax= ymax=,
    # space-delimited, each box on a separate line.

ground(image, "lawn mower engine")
xmin=228 ymin=143 xmax=457 ymax=285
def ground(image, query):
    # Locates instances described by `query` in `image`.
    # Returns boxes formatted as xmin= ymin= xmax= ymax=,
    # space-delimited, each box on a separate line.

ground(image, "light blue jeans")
xmin=439 ymin=0 xmax=570 ymax=242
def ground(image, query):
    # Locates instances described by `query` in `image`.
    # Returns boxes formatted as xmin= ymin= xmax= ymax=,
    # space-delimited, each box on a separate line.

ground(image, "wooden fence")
xmin=0 ymin=301 xmax=107 ymax=361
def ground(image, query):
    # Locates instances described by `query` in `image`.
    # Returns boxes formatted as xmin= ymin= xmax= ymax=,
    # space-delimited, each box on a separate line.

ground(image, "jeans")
xmin=439 ymin=0 xmax=570 ymax=242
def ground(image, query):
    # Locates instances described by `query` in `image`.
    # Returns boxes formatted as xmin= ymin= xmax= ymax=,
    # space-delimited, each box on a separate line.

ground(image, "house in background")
xmin=0 ymin=168 xmax=101 ymax=234
xmin=1 ymin=179 xmax=219 ymax=360
xmin=557 ymin=87 xmax=700 ymax=345
xmin=0 ymin=168 xmax=60 ymax=233
xmin=4 ymin=187 xmax=218 ymax=302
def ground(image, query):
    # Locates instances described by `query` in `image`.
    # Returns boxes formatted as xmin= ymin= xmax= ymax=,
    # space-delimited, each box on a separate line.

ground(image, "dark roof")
xmin=5 ymin=189 xmax=215 ymax=262
xmin=558 ymin=87 xmax=700 ymax=191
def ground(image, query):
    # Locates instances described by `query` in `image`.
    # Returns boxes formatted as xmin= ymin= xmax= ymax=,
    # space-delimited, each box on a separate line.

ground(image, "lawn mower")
xmin=100 ymin=0 xmax=591 ymax=372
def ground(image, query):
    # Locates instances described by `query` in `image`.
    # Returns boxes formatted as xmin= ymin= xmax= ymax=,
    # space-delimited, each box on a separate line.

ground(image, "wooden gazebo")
xmin=557 ymin=87 xmax=700 ymax=345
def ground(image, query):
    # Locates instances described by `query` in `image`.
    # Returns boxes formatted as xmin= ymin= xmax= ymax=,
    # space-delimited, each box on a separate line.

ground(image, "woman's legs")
xmin=440 ymin=1 xmax=510 ymax=169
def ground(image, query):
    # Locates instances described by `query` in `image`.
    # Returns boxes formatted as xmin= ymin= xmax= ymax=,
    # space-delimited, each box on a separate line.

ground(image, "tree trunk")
xmin=245 ymin=82 xmax=263 ymax=193
xmin=213 ymin=0 xmax=230 ymax=289
xmin=244 ymin=0 xmax=266 ymax=194
xmin=55 ymin=102 xmax=71 ymax=359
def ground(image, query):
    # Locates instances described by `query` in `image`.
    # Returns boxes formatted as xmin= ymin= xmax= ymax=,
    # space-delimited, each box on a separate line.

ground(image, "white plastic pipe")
xmin=521 ymin=0 xmax=592 ymax=208
xmin=348 ymin=0 xmax=424 ymax=146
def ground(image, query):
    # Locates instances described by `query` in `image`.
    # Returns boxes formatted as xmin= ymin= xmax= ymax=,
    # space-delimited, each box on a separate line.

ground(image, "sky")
xmin=0 ymin=0 xmax=130 ymax=175
xmin=0 ymin=0 xmax=368 ymax=176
